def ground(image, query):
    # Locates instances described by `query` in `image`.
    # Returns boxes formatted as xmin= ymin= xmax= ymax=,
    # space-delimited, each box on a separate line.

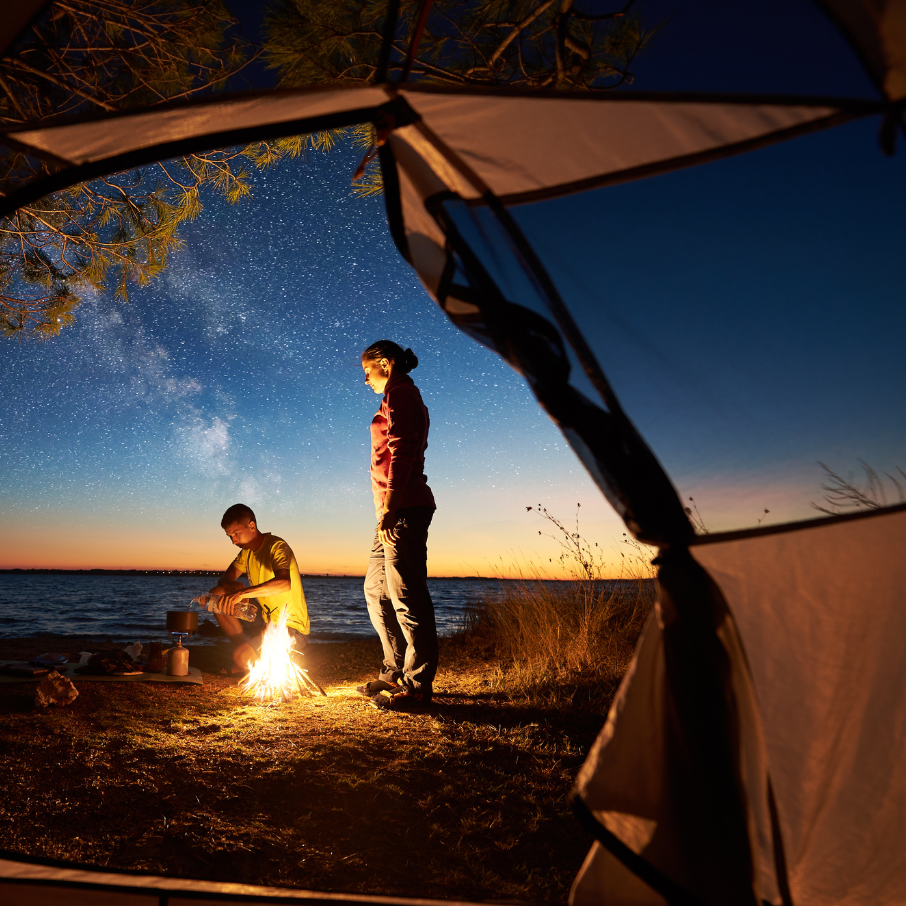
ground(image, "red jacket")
xmin=370 ymin=373 xmax=436 ymax=514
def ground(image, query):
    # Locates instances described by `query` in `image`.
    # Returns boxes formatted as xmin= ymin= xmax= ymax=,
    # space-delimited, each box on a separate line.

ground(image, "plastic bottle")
xmin=191 ymin=593 xmax=257 ymax=622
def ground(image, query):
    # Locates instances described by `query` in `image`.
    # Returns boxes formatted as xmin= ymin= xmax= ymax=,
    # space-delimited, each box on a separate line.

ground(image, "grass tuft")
xmin=461 ymin=505 xmax=655 ymax=711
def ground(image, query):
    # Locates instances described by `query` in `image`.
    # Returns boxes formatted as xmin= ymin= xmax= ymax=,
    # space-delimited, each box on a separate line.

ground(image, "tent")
xmin=2 ymin=1 xmax=905 ymax=903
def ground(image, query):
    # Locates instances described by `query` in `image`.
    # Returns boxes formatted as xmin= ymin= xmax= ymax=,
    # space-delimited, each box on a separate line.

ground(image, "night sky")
xmin=0 ymin=144 xmax=626 ymax=575
xmin=1 ymin=0 xmax=903 ymax=573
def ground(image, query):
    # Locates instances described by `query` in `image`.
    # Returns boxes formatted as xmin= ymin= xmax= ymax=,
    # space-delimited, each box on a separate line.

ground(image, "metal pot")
xmin=166 ymin=611 xmax=198 ymax=635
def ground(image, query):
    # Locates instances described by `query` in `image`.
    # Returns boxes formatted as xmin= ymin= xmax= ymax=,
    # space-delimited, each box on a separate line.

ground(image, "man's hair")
xmin=221 ymin=503 xmax=256 ymax=528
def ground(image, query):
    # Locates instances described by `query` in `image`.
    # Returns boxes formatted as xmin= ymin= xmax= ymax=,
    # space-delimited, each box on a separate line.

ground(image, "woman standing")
xmin=358 ymin=340 xmax=437 ymax=711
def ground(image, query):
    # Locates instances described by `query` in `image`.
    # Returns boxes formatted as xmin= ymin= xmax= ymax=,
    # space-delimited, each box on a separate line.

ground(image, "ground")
xmin=0 ymin=635 xmax=610 ymax=905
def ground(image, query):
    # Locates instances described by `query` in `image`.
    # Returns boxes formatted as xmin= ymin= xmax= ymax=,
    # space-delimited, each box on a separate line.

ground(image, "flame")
xmin=240 ymin=608 xmax=325 ymax=701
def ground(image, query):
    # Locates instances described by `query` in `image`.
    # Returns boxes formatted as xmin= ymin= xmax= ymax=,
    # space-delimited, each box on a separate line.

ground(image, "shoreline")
xmin=0 ymin=569 xmax=644 ymax=582
xmin=0 ymin=569 xmax=481 ymax=578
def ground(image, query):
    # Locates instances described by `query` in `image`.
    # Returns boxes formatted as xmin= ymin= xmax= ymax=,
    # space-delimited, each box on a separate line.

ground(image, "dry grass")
xmin=464 ymin=576 xmax=653 ymax=712
xmin=464 ymin=505 xmax=655 ymax=711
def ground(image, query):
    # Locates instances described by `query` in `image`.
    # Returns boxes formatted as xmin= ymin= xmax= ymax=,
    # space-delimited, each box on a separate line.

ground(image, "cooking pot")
xmin=166 ymin=611 xmax=198 ymax=635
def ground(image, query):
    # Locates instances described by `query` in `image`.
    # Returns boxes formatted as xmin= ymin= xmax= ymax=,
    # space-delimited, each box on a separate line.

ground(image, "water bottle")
xmin=192 ymin=594 xmax=257 ymax=622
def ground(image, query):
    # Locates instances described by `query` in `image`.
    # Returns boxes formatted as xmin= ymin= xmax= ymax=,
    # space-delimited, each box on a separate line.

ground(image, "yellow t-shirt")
xmin=231 ymin=533 xmax=309 ymax=635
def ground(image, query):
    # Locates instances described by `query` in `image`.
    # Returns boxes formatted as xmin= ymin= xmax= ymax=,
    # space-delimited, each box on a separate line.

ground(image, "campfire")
xmin=241 ymin=610 xmax=326 ymax=701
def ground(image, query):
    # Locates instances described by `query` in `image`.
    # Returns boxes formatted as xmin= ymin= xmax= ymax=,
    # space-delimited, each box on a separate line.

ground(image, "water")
xmin=0 ymin=574 xmax=499 ymax=645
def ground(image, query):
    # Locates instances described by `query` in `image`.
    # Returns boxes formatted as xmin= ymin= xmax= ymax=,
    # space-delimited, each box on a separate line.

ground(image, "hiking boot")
xmin=369 ymin=689 xmax=431 ymax=712
xmin=355 ymin=679 xmax=399 ymax=697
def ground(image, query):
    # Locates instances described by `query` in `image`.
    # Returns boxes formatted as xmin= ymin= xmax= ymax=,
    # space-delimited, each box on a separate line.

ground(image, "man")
xmin=209 ymin=503 xmax=310 ymax=675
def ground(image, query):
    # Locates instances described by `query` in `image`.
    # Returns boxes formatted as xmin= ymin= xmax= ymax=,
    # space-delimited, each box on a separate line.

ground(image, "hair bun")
xmin=362 ymin=340 xmax=418 ymax=374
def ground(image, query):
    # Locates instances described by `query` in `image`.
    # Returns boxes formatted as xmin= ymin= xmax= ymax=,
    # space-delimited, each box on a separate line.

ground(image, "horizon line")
xmin=0 ymin=567 xmax=640 ymax=582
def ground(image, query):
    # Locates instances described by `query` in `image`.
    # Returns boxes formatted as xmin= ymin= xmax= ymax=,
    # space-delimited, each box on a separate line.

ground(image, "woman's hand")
xmin=378 ymin=509 xmax=399 ymax=546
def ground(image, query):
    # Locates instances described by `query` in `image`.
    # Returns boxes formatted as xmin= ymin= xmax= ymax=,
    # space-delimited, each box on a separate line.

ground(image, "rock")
xmin=35 ymin=670 xmax=79 ymax=708
xmin=196 ymin=618 xmax=221 ymax=637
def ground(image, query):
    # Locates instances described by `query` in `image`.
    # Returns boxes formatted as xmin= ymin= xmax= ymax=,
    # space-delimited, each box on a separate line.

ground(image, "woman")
xmin=358 ymin=340 xmax=437 ymax=711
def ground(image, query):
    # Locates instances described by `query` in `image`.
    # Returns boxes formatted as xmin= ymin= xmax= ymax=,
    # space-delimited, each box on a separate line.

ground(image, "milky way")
xmin=0 ymin=143 xmax=620 ymax=574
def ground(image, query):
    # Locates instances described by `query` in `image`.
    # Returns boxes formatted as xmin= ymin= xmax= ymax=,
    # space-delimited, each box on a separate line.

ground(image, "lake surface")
xmin=0 ymin=574 xmax=501 ymax=645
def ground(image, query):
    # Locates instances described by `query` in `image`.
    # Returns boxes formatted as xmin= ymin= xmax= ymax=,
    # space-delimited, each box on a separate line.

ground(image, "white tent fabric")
xmin=0 ymin=857 xmax=472 ymax=906
xmin=7 ymin=87 xmax=389 ymax=166
xmin=5 ymin=86 xmax=865 ymax=203
xmin=695 ymin=508 xmax=906 ymax=905
xmin=570 ymin=593 xmax=777 ymax=906
xmin=394 ymin=91 xmax=852 ymax=201
xmin=822 ymin=0 xmax=906 ymax=99
xmin=572 ymin=507 xmax=906 ymax=906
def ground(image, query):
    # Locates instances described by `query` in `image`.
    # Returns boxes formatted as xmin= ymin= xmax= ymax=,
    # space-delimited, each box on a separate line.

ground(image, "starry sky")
xmin=511 ymin=115 xmax=906 ymax=530
xmin=1 ymin=0 xmax=903 ymax=574
xmin=0 ymin=143 xmax=629 ymax=576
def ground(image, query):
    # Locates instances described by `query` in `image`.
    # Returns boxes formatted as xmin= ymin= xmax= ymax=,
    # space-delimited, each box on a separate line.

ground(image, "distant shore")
xmin=0 ymin=568 xmax=499 ymax=579
xmin=0 ymin=568 xmax=223 ymax=577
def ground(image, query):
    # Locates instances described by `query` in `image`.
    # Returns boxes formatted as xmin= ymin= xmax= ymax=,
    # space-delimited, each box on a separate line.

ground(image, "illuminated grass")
xmin=462 ymin=505 xmax=655 ymax=712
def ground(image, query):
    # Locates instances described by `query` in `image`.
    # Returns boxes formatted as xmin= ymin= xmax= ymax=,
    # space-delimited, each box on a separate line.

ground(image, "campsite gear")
xmin=192 ymin=593 xmax=257 ymax=622
xmin=166 ymin=612 xmax=195 ymax=676
xmin=0 ymin=663 xmax=50 ymax=677
xmin=75 ymin=650 xmax=142 ymax=676
xmin=355 ymin=679 xmax=400 ymax=696
xmin=30 ymin=653 xmax=67 ymax=667
xmin=145 ymin=641 xmax=166 ymax=674
xmin=2 ymin=2 xmax=906 ymax=905
xmin=166 ymin=610 xmax=198 ymax=636
xmin=370 ymin=689 xmax=429 ymax=712
xmin=166 ymin=637 xmax=189 ymax=677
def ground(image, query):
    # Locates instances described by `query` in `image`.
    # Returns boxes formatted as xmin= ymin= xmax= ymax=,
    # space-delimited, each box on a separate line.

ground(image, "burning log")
xmin=240 ymin=609 xmax=326 ymax=702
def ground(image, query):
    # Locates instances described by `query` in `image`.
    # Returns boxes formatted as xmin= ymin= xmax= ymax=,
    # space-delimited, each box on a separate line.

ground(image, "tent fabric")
xmin=384 ymin=124 xmax=697 ymax=547
xmin=571 ymin=505 xmax=906 ymax=906
xmin=0 ymin=0 xmax=47 ymax=61
xmin=693 ymin=506 xmax=906 ymax=906
xmin=394 ymin=89 xmax=873 ymax=202
xmin=820 ymin=0 xmax=906 ymax=100
xmin=570 ymin=553 xmax=777 ymax=906
xmin=0 ymin=856 xmax=473 ymax=906
xmin=2 ymin=86 xmax=882 ymax=214
xmin=5 ymin=86 xmax=391 ymax=168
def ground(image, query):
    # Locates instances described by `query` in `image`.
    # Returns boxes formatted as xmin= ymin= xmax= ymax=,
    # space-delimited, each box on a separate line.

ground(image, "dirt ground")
xmin=0 ymin=634 xmax=609 ymax=905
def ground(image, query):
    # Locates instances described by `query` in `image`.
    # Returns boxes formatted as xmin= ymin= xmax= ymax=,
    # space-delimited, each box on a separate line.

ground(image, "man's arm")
xmin=209 ymin=562 xmax=244 ymax=598
xmin=221 ymin=568 xmax=291 ymax=615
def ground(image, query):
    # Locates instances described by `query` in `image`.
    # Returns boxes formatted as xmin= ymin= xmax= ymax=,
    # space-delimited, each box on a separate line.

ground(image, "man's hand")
xmin=220 ymin=588 xmax=248 ymax=616
xmin=378 ymin=509 xmax=399 ymax=546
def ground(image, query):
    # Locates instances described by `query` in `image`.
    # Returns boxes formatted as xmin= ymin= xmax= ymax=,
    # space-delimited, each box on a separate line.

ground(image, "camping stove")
xmin=165 ymin=611 xmax=197 ymax=676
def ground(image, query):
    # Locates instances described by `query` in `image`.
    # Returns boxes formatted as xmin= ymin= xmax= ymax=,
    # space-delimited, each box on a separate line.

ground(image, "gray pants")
xmin=363 ymin=506 xmax=437 ymax=697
